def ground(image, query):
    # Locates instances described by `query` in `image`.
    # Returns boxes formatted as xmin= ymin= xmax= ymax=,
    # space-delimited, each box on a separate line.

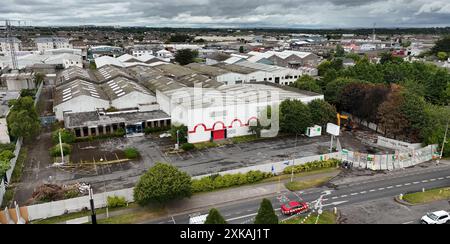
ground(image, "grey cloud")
xmin=0 ymin=0 xmax=449 ymax=27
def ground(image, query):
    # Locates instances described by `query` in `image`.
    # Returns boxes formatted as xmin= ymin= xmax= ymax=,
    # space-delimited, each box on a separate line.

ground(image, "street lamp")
xmin=438 ymin=118 xmax=449 ymax=165
xmin=175 ymin=130 xmax=180 ymax=150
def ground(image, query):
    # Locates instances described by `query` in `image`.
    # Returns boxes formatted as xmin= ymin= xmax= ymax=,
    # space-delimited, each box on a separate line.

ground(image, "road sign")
xmin=326 ymin=123 xmax=340 ymax=136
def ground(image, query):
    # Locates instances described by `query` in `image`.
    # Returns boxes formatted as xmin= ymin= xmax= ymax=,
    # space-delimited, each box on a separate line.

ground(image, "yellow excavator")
xmin=337 ymin=113 xmax=354 ymax=131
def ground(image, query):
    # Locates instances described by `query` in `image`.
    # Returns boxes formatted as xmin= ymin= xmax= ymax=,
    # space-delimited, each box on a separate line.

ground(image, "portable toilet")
xmin=306 ymin=125 xmax=322 ymax=137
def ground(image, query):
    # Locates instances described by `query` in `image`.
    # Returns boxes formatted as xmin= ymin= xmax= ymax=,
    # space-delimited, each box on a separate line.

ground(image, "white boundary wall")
xmin=377 ymin=136 xmax=423 ymax=151
xmin=18 ymin=145 xmax=438 ymax=222
xmin=0 ymin=138 xmax=23 ymax=205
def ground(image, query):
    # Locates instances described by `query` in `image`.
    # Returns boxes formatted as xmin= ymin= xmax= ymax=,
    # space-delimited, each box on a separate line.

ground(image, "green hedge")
xmin=107 ymin=196 xmax=127 ymax=208
xmin=50 ymin=144 xmax=72 ymax=157
xmin=283 ymin=159 xmax=341 ymax=174
xmin=144 ymin=126 xmax=170 ymax=134
xmin=74 ymin=128 xmax=126 ymax=143
xmin=192 ymin=171 xmax=272 ymax=193
xmin=181 ymin=143 xmax=195 ymax=151
xmin=124 ymin=148 xmax=140 ymax=159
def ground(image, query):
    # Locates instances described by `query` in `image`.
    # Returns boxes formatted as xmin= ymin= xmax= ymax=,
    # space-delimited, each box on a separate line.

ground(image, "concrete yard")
xmin=13 ymin=130 xmax=387 ymax=205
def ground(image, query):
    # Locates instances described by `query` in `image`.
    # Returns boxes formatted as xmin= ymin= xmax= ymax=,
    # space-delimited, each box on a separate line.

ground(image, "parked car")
xmin=189 ymin=213 xmax=208 ymax=224
xmin=281 ymin=201 xmax=309 ymax=215
xmin=420 ymin=211 xmax=450 ymax=224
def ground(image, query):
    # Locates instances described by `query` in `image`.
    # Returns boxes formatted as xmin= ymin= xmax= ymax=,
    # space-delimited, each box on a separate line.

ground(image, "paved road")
xmin=146 ymin=166 xmax=450 ymax=224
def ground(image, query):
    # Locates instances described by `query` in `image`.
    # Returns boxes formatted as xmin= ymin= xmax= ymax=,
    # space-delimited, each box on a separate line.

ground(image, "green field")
xmin=403 ymin=187 xmax=450 ymax=204
xmin=283 ymin=211 xmax=337 ymax=224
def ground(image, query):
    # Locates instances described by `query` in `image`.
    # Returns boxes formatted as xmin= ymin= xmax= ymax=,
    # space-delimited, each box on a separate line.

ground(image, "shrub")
xmin=124 ymin=148 xmax=140 ymax=159
xmin=181 ymin=143 xmax=195 ymax=151
xmin=64 ymin=189 xmax=80 ymax=199
xmin=52 ymin=129 xmax=76 ymax=144
xmin=283 ymin=159 xmax=341 ymax=174
xmin=107 ymin=195 xmax=127 ymax=208
xmin=191 ymin=170 xmax=271 ymax=193
xmin=134 ymin=163 xmax=192 ymax=206
xmin=144 ymin=126 xmax=170 ymax=134
xmin=50 ymin=144 xmax=72 ymax=157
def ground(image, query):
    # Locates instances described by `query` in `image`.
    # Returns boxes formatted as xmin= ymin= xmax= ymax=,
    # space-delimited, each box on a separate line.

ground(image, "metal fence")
xmin=341 ymin=144 xmax=438 ymax=170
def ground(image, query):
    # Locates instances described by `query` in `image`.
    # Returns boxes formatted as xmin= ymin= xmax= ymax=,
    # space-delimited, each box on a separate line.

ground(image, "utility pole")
xmin=5 ymin=20 xmax=18 ymax=70
xmin=438 ymin=119 xmax=449 ymax=164
xmin=89 ymin=185 xmax=97 ymax=224
xmin=59 ymin=131 xmax=65 ymax=164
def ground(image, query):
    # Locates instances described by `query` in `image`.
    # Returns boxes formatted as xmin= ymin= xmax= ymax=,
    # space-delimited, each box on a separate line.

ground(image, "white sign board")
xmin=326 ymin=123 xmax=340 ymax=136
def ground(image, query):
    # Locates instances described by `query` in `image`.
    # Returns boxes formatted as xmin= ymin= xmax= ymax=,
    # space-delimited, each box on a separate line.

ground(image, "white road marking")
xmin=402 ymin=221 xmax=414 ymax=224
xmin=350 ymin=193 xmax=358 ymax=196
xmin=226 ymin=208 xmax=281 ymax=222
xmin=341 ymin=195 xmax=348 ymax=198
xmin=446 ymin=176 xmax=450 ymax=179
xmin=396 ymin=185 xmax=402 ymax=187
xmin=387 ymin=186 xmax=394 ymax=189
xmin=369 ymin=189 xmax=376 ymax=192
xmin=413 ymin=182 xmax=419 ymax=184
xmin=422 ymin=180 xmax=428 ymax=183
xmin=378 ymin=187 xmax=385 ymax=190
xmin=360 ymin=191 xmax=367 ymax=194
xmin=430 ymin=179 xmax=436 ymax=182
xmin=331 ymin=196 xmax=338 ymax=200
xmin=438 ymin=177 xmax=444 ymax=180
xmin=404 ymin=183 xmax=411 ymax=186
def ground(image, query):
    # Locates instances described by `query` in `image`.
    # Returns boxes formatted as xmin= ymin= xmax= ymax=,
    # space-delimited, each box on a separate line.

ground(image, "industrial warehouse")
xmin=51 ymin=56 xmax=324 ymax=142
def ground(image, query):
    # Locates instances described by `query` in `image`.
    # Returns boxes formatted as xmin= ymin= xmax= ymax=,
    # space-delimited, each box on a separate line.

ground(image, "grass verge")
xmin=283 ymin=211 xmax=337 ymax=224
xmin=403 ymin=187 xmax=450 ymax=204
xmin=194 ymin=142 xmax=218 ymax=150
xmin=284 ymin=176 xmax=333 ymax=191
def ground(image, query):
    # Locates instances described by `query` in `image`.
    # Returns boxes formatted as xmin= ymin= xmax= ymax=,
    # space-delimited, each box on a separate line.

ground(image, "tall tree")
xmin=292 ymin=75 xmax=322 ymax=93
xmin=7 ymin=96 xmax=40 ymax=140
xmin=175 ymin=49 xmax=199 ymax=65
xmin=377 ymin=86 xmax=410 ymax=139
xmin=204 ymin=208 xmax=227 ymax=224
xmin=254 ymin=198 xmax=278 ymax=224
xmin=431 ymin=36 xmax=450 ymax=54
xmin=280 ymin=100 xmax=312 ymax=135
xmin=308 ymin=99 xmax=337 ymax=127
xmin=133 ymin=163 xmax=192 ymax=206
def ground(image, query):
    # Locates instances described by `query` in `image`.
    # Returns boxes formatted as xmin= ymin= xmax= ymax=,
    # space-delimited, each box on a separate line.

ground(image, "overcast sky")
xmin=1 ymin=0 xmax=450 ymax=28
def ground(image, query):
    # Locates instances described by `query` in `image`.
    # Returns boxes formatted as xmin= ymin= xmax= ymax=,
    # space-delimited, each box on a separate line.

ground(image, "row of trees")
xmin=313 ymin=42 xmax=450 ymax=155
xmin=7 ymin=96 xmax=41 ymax=141
xmin=279 ymin=99 xmax=336 ymax=136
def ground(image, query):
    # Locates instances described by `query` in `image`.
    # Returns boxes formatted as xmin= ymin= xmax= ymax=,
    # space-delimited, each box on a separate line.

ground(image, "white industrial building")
xmin=0 ymin=37 xmax=21 ymax=55
xmin=214 ymin=61 xmax=303 ymax=85
xmin=53 ymin=65 xmax=157 ymax=120
xmin=0 ymin=52 xmax=82 ymax=70
xmin=1 ymin=72 xmax=36 ymax=91
xmin=35 ymin=37 xmax=72 ymax=52
xmin=156 ymin=83 xmax=323 ymax=143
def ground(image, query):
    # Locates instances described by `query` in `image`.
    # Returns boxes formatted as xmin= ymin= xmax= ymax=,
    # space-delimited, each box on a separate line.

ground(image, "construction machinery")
xmin=337 ymin=113 xmax=354 ymax=131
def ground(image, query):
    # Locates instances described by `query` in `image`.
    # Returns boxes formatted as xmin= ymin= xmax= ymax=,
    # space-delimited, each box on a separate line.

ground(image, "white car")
xmin=189 ymin=213 xmax=208 ymax=224
xmin=421 ymin=211 xmax=450 ymax=224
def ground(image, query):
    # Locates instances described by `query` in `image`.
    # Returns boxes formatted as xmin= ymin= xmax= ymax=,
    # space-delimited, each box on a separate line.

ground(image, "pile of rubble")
xmin=28 ymin=182 xmax=90 ymax=204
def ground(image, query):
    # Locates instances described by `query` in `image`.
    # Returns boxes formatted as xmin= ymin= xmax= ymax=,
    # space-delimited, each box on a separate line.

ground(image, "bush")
xmin=181 ymin=143 xmax=195 ymax=151
xmin=52 ymin=129 xmax=76 ymax=144
xmin=144 ymin=126 xmax=170 ymax=134
xmin=50 ymin=144 xmax=72 ymax=157
xmin=124 ymin=148 xmax=140 ymax=159
xmin=134 ymin=163 xmax=192 ymax=206
xmin=283 ymin=159 xmax=341 ymax=174
xmin=64 ymin=189 xmax=80 ymax=199
xmin=107 ymin=196 xmax=127 ymax=208
xmin=191 ymin=171 xmax=271 ymax=193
